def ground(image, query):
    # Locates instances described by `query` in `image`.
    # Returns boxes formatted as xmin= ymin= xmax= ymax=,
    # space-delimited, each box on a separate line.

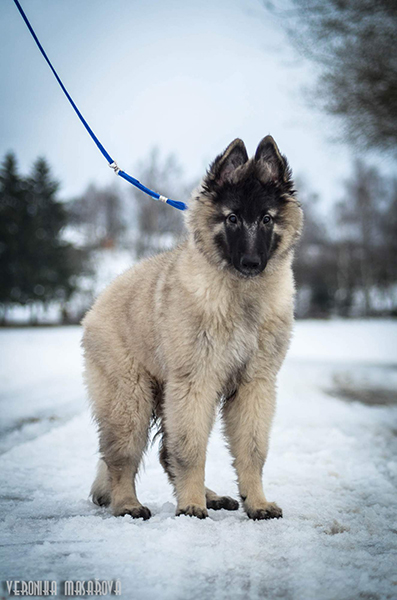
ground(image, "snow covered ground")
xmin=0 ymin=320 xmax=396 ymax=600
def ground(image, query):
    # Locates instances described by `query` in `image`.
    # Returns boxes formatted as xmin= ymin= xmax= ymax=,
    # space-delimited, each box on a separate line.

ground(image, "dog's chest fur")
xmin=203 ymin=319 xmax=257 ymax=398
xmin=181 ymin=279 xmax=262 ymax=395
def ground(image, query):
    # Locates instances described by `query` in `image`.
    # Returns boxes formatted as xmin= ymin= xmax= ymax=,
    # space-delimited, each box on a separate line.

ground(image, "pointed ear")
xmin=255 ymin=135 xmax=287 ymax=184
xmin=207 ymin=139 xmax=248 ymax=187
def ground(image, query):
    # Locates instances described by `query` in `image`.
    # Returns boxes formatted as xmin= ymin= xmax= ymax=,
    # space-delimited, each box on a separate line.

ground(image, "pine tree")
xmin=25 ymin=157 xmax=79 ymax=308
xmin=0 ymin=153 xmax=28 ymax=309
xmin=0 ymin=153 xmax=89 ymax=322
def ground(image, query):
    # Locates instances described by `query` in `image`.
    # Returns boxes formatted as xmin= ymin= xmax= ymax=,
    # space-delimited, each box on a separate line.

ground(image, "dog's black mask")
xmin=203 ymin=137 xmax=293 ymax=278
xmin=213 ymin=176 xmax=281 ymax=278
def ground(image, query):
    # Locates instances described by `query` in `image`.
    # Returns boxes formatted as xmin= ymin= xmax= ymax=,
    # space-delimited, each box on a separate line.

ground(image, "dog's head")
xmin=186 ymin=137 xmax=303 ymax=278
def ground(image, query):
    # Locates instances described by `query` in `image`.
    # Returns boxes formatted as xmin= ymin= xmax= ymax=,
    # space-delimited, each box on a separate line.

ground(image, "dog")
xmin=82 ymin=136 xmax=303 ymax=520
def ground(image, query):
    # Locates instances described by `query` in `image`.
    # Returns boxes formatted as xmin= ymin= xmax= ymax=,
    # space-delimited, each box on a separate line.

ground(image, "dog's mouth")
xmin=234 ymin=263 xmax=267 ymax=278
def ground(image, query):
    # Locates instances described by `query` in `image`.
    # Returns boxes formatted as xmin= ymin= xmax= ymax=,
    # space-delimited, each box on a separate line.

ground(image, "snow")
xmin=0 ymin=320 xmax=396 ymax=599
xmin=290 ymin=319 xmax=397 ymax=364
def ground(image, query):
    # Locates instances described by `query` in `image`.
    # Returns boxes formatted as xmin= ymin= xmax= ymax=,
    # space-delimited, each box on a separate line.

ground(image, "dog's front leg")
xmin=163 ymin=377 xmax=216 ymax=519
xmin=222 ymin=376 xmax=283 ymax=520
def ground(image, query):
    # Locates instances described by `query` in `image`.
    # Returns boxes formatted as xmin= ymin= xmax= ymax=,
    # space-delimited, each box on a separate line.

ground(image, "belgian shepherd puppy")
xmin=82 ymin=136 xmax=303 ymax=521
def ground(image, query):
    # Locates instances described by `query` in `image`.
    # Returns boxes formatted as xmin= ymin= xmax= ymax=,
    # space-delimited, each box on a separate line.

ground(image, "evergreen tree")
xmin=0 ymin=153 xmax=28 ymax=307
xmin=0 ymin=153 xmax=89 ymax=321
xmin=26 ymin=157 xmax=86 ymax=308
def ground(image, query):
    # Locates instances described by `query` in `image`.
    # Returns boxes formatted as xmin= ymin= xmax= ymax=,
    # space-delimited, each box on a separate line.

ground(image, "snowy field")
xmin=0 ymin=321 xmax=396 ymax=600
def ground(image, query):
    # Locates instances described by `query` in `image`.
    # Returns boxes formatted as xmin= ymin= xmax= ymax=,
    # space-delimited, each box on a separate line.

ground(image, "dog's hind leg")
xmin=159 ymin=434 xmax=238 ymax=511
xmin=222 ymin=376 xmax=283 ymax=520
xmin=86 ymin=355 xmax=154 ymax=520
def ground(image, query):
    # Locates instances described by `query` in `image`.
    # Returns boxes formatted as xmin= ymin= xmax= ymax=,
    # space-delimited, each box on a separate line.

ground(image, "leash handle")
xmin=12 ymin=0 xmax=188 ymax=211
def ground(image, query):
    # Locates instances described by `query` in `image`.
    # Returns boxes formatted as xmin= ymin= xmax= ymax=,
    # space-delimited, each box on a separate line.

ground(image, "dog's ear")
xmin=255 ymin=136 xmax=288 ymax=184
xmin=206 ymin=139 xmax=248 ymax=187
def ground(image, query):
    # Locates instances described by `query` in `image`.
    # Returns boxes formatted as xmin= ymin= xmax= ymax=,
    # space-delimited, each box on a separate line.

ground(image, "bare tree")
xmin=374 ymin=177 xmax=397 ymax=310
xmin=292 ymin=167 xmax=397 ymax=317
xmin=69 ymin=183 xmax=126 ymax=249
xmin=335 ymin=160 xmax=389 ymax=315
xmin=294 ymin=177 xmax=339 ymax=317
xmin=131 ymin=148 xmax=192 ymax=259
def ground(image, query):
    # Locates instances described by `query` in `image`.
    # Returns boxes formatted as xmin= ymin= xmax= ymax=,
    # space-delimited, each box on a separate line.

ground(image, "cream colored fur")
xmin=82 ymin=139 xmax=303 ymax=521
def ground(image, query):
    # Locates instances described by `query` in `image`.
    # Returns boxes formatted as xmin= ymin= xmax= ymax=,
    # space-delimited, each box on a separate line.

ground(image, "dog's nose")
xmin=240 ymin=254 xmax=261 ymax=270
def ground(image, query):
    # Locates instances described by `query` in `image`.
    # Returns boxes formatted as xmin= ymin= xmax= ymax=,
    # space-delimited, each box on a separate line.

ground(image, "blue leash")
xmin=12 ymin=0 xmax=187 ymax=212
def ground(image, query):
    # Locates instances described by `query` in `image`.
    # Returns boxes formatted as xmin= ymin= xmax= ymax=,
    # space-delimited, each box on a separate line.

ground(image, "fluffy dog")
xmin=82 ymin=136 xmax=303 ymax=520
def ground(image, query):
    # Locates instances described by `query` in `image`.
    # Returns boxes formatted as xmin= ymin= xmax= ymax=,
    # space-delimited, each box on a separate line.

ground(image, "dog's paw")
xmin=246 ymin=502 xmax=283 ymax=521
xmin=113 ymin=504 xmax=151 ymax=520
xmin=206 ymin=495 xmax=239 ymax=511
xmin=176 ymin=504 xmax=208 ymax=519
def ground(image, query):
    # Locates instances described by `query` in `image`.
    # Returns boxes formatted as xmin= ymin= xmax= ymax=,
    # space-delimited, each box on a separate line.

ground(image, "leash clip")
xmin=109 ymin=161 xmax=120 ymax=174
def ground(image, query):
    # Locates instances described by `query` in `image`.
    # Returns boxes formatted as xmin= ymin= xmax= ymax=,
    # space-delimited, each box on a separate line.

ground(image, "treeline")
xmin=67 ymin=148 xmax=188 ymax=257
xmin=296 ymin=161 xmax=397 ymax=317
xmin=1 ymin=150 xmax=396 ymax=324
xmin=0 ymin=150 xmax=188 ymax=325
xmin=261 ymin=0 xmax=397 ymax=317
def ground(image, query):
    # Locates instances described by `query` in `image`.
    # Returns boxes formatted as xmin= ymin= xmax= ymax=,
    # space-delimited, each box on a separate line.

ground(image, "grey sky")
xmin=1 ymin=0 xmax=361 ymax=205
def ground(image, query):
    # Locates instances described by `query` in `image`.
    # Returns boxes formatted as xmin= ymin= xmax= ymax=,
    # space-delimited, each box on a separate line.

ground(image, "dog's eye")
xmin=227 ymin=214 xmax=238 ymax=224
xmin=263 ymin=214 xmax=272 ymax=224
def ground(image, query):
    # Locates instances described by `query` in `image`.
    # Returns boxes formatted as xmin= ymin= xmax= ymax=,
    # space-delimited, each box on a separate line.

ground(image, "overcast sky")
xmin=1 ymin=0 xmax=373 ymax=207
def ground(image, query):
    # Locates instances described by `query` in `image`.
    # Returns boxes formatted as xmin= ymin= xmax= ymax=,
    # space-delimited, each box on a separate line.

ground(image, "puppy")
xmin=82 ymin=136 xmax=303 ymax=520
